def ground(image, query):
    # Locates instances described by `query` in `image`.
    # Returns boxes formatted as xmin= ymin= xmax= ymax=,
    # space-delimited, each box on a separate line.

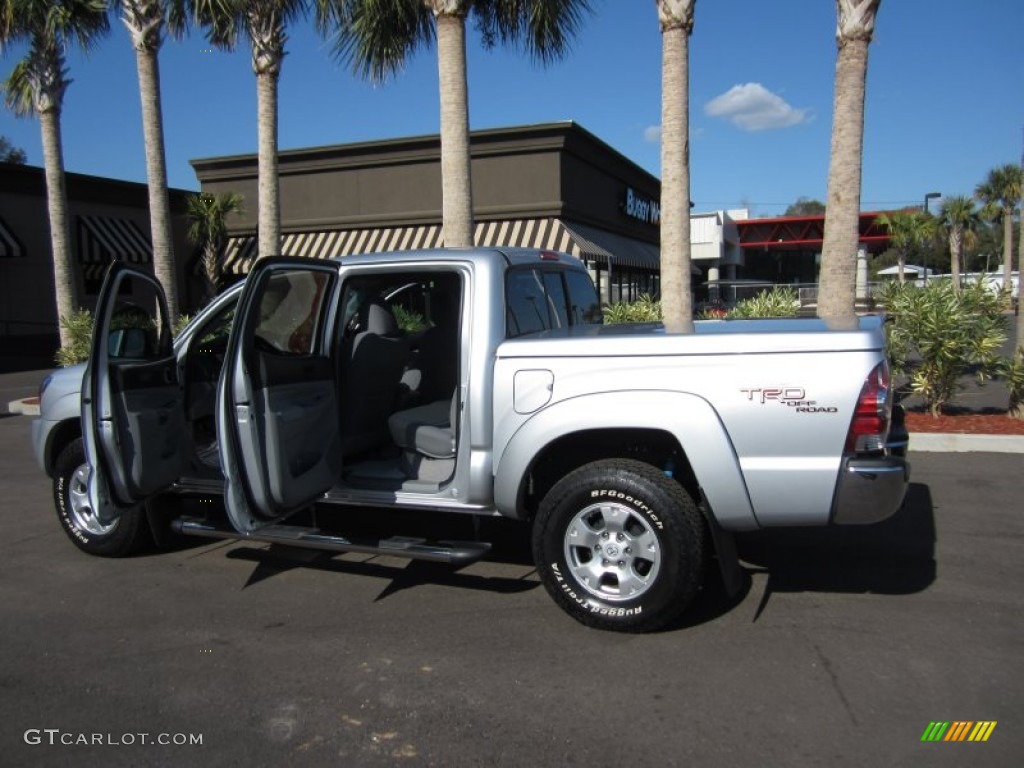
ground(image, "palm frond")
xmin=473 ymin=0 xmax=592 ymax=64
xmin=325 ymin=0 xmax=432 ymax=84
xmin=2 ymin=59 xmax=36 ymax=115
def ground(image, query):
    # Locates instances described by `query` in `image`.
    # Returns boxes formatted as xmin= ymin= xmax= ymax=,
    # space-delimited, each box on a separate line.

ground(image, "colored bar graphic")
xmin=921 ymin=721 xmax=996 ymax=742
xmin=968 ymin=722 xmax=997 ymax=742
xmin=945 ymin=722 xmax=972 ymax=741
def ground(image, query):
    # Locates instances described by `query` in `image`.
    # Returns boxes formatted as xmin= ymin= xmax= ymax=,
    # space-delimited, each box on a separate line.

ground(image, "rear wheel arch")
xmin=515 ymin=427 xmax=698 ymax=521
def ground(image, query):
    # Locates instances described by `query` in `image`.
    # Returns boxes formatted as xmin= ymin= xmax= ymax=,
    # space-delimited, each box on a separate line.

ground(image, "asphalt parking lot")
xmin=1 ymin=411 xmax=1021 ymax=767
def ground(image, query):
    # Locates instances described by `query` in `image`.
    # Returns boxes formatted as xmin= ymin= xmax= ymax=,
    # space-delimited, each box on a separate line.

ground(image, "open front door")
xmin=82 ymin=264 xmax=187 ymax=526
xmin=217 ymin=258 xmax=342 ymax=533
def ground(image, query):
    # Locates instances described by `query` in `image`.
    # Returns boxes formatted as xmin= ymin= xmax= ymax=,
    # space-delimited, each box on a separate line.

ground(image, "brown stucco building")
xmin=0 ymin=162 xmax=195 ymax=365
xmin=191 ymin=122 xmax=667 ymax=304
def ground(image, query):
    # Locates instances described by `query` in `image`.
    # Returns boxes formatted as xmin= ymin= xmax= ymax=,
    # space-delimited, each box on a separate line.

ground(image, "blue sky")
xmin=1 ymin=0 xmax=1021 ymax=217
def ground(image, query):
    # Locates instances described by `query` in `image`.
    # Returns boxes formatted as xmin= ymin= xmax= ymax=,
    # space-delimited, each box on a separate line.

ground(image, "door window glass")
xmin=253 ymin=271 xmax=331 ymax=355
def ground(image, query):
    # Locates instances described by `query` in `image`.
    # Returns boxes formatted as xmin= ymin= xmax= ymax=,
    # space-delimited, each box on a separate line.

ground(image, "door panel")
xmin=219 ymin=260 xmax=342 ymax=532
xmin=83 ymin=264 xmax=185 ymax=521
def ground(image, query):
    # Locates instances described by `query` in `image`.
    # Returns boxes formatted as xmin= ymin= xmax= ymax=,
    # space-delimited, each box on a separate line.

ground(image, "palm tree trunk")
xmin=256 ymin=69 xmax=281 ymax=260
xmin=819 ymin=31 xmax=871 ymax=328
xmin=38 ymin=106 xmax=77 ymax=348
xmin=1016 ymin=212 xmax=1023 ymax=369
xmin=659 ymin=22 xmax=693 ymax=334
xmin=1001 ymin=208 xmax=1013 ymax=289
xmin=949 ymin=229 xmax=962 ymax=292
xmin=134 ymin=45 xmax=178 ymax=320
xmin=435 ymin=12 xmax=474 ymax=248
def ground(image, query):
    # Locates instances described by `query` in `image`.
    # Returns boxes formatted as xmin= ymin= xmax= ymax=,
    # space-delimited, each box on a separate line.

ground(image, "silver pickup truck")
xmin=32 ymin=248 xmax=908 ymax=632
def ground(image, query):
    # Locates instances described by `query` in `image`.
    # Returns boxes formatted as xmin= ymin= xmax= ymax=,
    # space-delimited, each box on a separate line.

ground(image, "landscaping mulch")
xmin=904 ymin=410 xmax=1024 ymax=436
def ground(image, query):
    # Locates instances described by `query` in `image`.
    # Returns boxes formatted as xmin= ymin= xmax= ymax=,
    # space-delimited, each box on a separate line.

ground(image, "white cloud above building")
xmin=704 ymin=83 xmax=809 ymax=131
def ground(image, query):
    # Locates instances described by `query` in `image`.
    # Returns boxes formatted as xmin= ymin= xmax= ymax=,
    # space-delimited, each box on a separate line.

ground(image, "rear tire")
xmin=53 ymin=438 xmax=152 ymax=557
xmin=532 ymin=459 xmax=704 ymax=632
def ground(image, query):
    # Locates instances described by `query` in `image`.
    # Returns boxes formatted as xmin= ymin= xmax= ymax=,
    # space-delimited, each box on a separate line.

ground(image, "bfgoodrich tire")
xmin=532 ymin=459 xmax=704 ymax=632
xmin=53 ymin=438 xmax=151 ymax=557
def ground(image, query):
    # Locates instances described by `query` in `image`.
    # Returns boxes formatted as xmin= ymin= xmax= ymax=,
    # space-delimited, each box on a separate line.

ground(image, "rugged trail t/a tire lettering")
xmin=53 ymin=438 xmax=152 ymax=557
xmin=532 ymin=459 xmax=705 ymax=632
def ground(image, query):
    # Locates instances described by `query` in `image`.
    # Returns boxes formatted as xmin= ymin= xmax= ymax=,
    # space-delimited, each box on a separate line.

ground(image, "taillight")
xmin=845 ymin=362 xmax=891 ymax=454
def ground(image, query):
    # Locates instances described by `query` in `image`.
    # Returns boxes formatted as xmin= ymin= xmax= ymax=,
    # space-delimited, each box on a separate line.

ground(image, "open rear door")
xmin=217 ymin=258 xmax=343 ymax=532
xmin=82 ymin=264 xmax=187 ymax=526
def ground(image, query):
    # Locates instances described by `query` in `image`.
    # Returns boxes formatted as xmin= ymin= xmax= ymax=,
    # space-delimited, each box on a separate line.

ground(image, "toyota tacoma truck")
xmin=32 ymin=248 xmax=908 ymax=632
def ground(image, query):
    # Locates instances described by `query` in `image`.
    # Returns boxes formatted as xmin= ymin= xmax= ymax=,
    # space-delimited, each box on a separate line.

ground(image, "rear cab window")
xmin=505 ymin=266 xmax=602 ymax=338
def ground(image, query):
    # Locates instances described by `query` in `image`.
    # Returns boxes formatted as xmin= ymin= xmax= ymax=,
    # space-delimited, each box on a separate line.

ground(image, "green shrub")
xmin=604 ymin=294 xmax=661 ymax=324
xmin=605 ymin=288 xmax=799 ymax=325
xmin=879 ymin=280 xmax=1007 ymax=416
xmin=55 ymin=309 xmax=195 ymax=368
xmin=54 ymin=309 xmax=95 ymax=367
xmin=392 ymin=304 xmax=427 ymax=334
xmin=1000 ymin=346 xmax=1024 ymax=419
xmin=173 ymin=313 xmax=193 ymax=337
xmin=726 ymin=287 xmax=799 ymax=319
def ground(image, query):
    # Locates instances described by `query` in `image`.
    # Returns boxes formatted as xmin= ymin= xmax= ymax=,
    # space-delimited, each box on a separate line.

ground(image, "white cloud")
xmin=704 ymin=83 xmax=809 ymax=131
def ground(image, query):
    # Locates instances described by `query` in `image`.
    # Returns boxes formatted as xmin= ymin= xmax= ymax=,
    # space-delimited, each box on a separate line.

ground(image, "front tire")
xmin=53 ymin=438 xmax=151 ymax=557
xmin=532 ymin=459 xmax=704 ymax=632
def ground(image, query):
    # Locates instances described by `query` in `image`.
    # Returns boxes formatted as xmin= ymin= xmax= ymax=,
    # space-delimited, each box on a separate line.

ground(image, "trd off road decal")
xmin=740 ymin=387 xmax=838 ymax=414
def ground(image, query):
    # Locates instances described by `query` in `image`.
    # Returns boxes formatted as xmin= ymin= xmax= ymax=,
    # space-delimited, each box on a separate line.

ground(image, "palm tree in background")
xmin=1 ymin=0 xmax=109 ymax=348
xmin=817 ymin=0 xmax=881 ymax=328
xmin=937 ymin=195 xmax=978 ymax=292
xmin=118 ymin=0 xmax=192 ymax=322
xmin=975 ymin=164 xmax=1022 ymax=291
xmin=656 ymin=0 xmax=696 ymax=334
xmin=186 ymin=190 xmax=244 ymax=300
xmin=876 ymin=210 xmax=935 ymax=285
xmin=195 ymin=0 xmax=307 ymax=262
xmin=320 ymin=0 xmax=592 ymax=248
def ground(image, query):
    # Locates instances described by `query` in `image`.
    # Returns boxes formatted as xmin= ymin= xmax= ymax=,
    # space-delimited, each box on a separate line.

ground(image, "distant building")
xmin=0 ymin=162 xmax=195 ymax=357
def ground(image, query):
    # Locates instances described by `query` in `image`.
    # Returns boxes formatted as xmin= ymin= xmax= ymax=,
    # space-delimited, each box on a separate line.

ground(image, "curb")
xmin=6 ymin=397 xmax=39 ymax=417
xmin=908 ymin=432 xmax=1024 ymax=454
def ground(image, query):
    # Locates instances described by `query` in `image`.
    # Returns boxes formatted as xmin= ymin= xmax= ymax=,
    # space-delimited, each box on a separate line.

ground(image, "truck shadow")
xmin=224 ymin=512 xmax=542 ymax=599
xmin=732 ymin=481 xmax=937 ymax=622
xmin=220 ymin=483 xmax=935 ymax=628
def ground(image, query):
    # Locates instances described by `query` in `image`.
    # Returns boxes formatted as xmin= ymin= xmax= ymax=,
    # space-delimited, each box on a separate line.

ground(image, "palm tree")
xmin=320 ymin=0 xmax=592 ymax=248
xmin=195 ymin=0 xmax=306 ymax=262
xmin=656 ymin=0 xmax=696 ymax=334
xmin=1 ymin=0 xmax=109 ymax=348
xmin=118 ymin=0 xmax=192 ymax=322
xmin=817 ymin=0 xmax=881 ymax=328
xmin=876 ymin=210 xmax=935 ymax=284
xmin=0 ymin=134 xmax=26 ymax=162
xmin=185 ymin=190 xmax=244 ymax=300
xmin=937 ymin=195 xmax=977 ymax=292
xmin=975 ymin=164 xmax=1022 ymax=291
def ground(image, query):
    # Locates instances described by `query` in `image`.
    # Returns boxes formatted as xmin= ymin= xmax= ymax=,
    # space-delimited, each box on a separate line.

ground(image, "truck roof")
xmin=334 ymin=246 xmax=589 ymax=271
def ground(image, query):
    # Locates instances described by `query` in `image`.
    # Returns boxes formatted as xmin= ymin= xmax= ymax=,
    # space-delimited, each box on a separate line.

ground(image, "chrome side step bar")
xmin=171 ymin=518 xmax=492 ymax=566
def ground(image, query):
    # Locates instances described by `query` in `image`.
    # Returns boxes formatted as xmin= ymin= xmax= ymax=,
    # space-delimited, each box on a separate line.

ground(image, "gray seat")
xmin=402 ymin=287 xmax=459 ymax=404
xmin=339 ymin=299 xmax=409 ymax=456
xmin=388 ymin=393 xmax=457 ymax=460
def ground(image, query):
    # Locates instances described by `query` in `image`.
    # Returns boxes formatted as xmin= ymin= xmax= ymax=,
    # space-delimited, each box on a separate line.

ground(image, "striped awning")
xmin=0 ymin=216 xmax=24 ymax=258
xmin=78 ymin=215 xmax=152 ymax=279
xmin=221 ymin=217 xmax=660 ymax=275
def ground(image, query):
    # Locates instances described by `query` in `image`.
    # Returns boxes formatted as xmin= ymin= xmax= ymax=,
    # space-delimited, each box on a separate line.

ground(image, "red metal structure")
xmin=736 ymin=212 xmax=890 ymax=252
